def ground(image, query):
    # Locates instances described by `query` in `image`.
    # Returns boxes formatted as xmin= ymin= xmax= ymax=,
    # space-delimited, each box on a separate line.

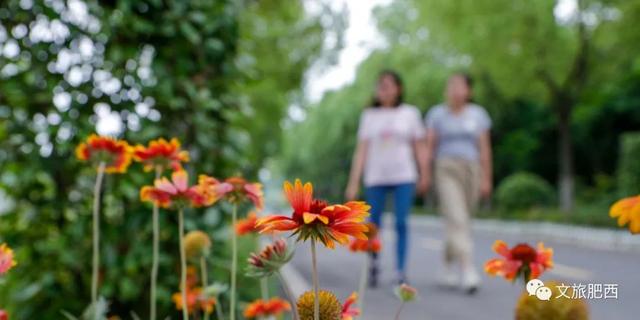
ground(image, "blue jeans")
xmin=365 ymin=183 xmax=416 ymax=274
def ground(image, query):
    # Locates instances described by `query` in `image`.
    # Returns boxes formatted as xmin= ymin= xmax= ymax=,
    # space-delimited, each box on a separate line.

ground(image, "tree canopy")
xmin=279 ymin=0 xmax=640 ymax=208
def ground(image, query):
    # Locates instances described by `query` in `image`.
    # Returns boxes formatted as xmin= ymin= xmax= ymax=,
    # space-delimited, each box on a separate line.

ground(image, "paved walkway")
xmin=286 ymin=216 xmax=640 ymax=320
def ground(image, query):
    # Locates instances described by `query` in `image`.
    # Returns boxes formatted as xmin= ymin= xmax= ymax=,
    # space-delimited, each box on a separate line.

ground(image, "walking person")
xmin=346 ymin=70 xmax=429 ymax=286
xmin=423 ymin=73 xmax=493 ymax=294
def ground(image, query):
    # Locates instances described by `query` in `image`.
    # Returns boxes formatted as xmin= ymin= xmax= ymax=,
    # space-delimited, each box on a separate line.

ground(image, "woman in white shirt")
xmin=424 ymin=73 xmax=493 ymax=294
xmin=346 ymin=70 xmax=428 ymax=286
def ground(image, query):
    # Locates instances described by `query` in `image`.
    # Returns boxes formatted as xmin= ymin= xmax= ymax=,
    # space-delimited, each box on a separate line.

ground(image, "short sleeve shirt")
xmin=357 ymin=104 xmax=425 ymax=187
xmin=425 ymin=103 xmax=491 ymax=162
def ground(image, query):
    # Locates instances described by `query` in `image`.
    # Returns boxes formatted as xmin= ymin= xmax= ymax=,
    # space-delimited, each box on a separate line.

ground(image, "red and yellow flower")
xmin=75 ymin=134 xmax=132 ymax=173
xmin=484 ymin=240 xmax=554 ymax=282
xmin=132 ymin=138 xmax=189 ymax=172
xmin=256 ymin=179 xmax=370 ymax=249
xmin=243 ymin=297 xmax=291 ymax=319
xmin=218 ymin=177 xmax=264 ymax=210
xmin=0 ymin=243 xmax=17 ymax=275
xmin=235 ymin=211 xmax=259 ymax=236
xmin=349 ymin=222 xmax=381 ymax=253
xmin=197 ymin=175 xmax=233 ymax=206
xmin=172 ymin=287 xmax=216 ymax=315
xmin=341 ymin=292 xmax=360 ymax=320
xmin=349 ymin=238 xmax=381 ymax=253
xmin=140 ymin=170 xmax=223 ymax=209
xmin=609 ymin=195 xmax=640 ymax=234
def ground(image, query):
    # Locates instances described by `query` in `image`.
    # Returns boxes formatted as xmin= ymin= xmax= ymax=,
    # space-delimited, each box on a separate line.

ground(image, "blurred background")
xmin=1 ymin=0 xmax=640 ymax=318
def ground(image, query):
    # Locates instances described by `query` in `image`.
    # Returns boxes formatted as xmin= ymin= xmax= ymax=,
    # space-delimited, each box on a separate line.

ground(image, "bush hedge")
xmin=495 ymin=172 xmax=555 ymax=211
xmin=617 ymin=132 xmax=640 ymax=196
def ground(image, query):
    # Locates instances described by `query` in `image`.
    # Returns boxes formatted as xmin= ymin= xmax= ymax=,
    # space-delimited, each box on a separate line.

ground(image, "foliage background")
xmin=278 ymin=0 xmax=640 ymax=218
xmin=2 ymin=0 xmax=640 ymax=318
xmin=0 ymin=0 xmax=343 ymax=318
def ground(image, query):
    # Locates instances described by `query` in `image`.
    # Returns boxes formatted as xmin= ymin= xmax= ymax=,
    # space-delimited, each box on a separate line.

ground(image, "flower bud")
xmin=184 ymin=230 xmax=211 ymax=259
xmin=246 ymin=239 xmax=293 ymax=278
xmin=396 ymin=283 xmax=417 ymax=302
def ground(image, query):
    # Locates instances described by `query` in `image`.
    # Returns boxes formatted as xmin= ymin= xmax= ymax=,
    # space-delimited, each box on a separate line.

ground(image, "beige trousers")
xmin=435 ymin=158 xmax=481 ymax=269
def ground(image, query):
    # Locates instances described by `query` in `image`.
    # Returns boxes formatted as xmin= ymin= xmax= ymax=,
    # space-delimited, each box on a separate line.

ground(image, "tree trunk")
xmin=557 ymin=105 xmax=574 ymax=213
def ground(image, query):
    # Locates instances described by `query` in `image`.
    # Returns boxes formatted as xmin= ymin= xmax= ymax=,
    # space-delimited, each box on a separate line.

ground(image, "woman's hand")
xmin=345 ymin=181 xmax=360 ymax=201
xmin=478 ymin=131 xmax=493 ymax=199
xmin=346 ymin=141 xmax=367 ymax=201
xmin=480 ymin=179 xmax=492 ymax=199
xmin=417 ymin=173 xmax=431 ymax=195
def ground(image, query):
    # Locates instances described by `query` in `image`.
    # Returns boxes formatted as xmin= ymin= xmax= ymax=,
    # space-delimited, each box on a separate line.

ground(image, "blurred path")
xmin=288 ymin=216 xmax=640 ymax=320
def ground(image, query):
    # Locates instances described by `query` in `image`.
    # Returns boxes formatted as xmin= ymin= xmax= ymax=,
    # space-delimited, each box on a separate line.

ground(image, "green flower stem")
xmin=394 ymin=302 xmax=405 ymax=320
xmin=230 ymin=204 xmax=238 ymax=320
xmin=276 ymin=271 xmax=299 ymax=320
xmin=201 ymin=256 xmax=209 ymax=288
xmin=91 ymin=161 xmax=106 ymax=313
xmin=201 ymin=256 xmax=210 ymax=320
xmin=179 ymin=208 xmax=189 ymax=320
xmin=150 ymin=166 xmax=162 ymax=320
xmin=215 ymin=295 xmax=225 ymax=320
xmin=261 ymin=278 xmax=269 ymax=301
xmin=310 ymin=239 xmax=319 ymax=320
xmin=356 ymin=254 xmax=369 ymax=318
xmin=258 ymin=236 xmax=269 ymax=303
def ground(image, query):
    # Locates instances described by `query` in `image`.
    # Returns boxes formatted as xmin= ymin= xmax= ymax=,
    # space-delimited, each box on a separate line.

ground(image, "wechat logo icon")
xmin=526 ymin=279 xmax=552 ymax=301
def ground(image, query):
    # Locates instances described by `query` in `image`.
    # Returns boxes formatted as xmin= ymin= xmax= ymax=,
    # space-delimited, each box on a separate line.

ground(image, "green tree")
xmin=231 ymin=0 xmax=344 ymax=171
xmin=379 ymin=0 xmax=640 ymax=211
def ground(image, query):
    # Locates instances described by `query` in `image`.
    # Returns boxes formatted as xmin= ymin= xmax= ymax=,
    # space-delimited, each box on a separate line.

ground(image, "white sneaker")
xmin=437 ymin=265 xmax=458 ymax=288
xmin=461 ymin=268 xmax=481 ymax=294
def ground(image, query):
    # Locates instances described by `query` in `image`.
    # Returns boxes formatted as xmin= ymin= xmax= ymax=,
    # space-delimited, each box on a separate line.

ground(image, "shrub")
xmin=495 ymin=172 xmax=555 ymax=211
xmin=617 ymin=132 xmax=640 ymax=196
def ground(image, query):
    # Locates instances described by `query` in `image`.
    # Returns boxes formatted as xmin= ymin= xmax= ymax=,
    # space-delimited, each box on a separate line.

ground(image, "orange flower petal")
xmin=610 ymin=196 xmax=639 ymax=218
xmin=256 ymin=216 xmax=300 ymax=233
xmin=536 ymin=242 xmax=554 ymax=268
xmin=629 ymin=215 xmax=640 ymax=234
xmin=155 ymin=177 xmax=178 ymax=195
xmin=284 ymin=179 xmax=312 ymax=214
xmin=236 ymin=211 xmax=259 ymax=236
xmin=303 ymin=212 xmax=329 ymax=225
xmin=492 ymin=240 xmax=511 ymax=258
xmin=75 ymin=143 xmax=89 ymax=161
xmin=529 ymin=262 xmax=542 ymax=280
xmin=172 ymin=170 xmax=189 ymax=192
xmin=244 ymin=183 xmax=264 ymax=210
xmin=484 ymin=258 xmax=505 ymax=276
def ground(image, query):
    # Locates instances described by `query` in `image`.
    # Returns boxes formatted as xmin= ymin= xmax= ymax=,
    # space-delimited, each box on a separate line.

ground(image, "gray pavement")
xmin=286 ymin=216 xmax=640 ymax=320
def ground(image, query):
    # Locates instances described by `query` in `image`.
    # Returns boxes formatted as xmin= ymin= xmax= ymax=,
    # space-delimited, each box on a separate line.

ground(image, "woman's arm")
xmin=345 ymin=140 xmax=368 ymax=201
xmin=414 ymin=137 xmax=428 ymax=195
xmin=478 ymin=130 xmax=493 ymax=198
xmin=419 ymin=128 xmax=437 ymax=194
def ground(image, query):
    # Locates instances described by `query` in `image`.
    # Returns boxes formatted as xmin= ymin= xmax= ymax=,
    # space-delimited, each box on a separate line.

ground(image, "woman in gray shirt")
xmin=424 ymin=73 xmax=493 ymax=294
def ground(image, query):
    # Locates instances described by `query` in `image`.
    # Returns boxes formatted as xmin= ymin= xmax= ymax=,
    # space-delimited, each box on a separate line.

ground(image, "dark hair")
xmin=370 ymin=70 xmax=404 ymax=108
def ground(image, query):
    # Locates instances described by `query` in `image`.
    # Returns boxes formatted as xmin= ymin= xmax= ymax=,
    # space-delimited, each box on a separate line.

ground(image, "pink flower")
xmin=140 ymin=170 xmax=224 ymax=209
xmin=0 ymin=243 xmax=17 ymax=275
xmin=341 ymin=292 xmax=360 ymax=320
xmin=220 ymin=177 xmax=264 ymax=210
